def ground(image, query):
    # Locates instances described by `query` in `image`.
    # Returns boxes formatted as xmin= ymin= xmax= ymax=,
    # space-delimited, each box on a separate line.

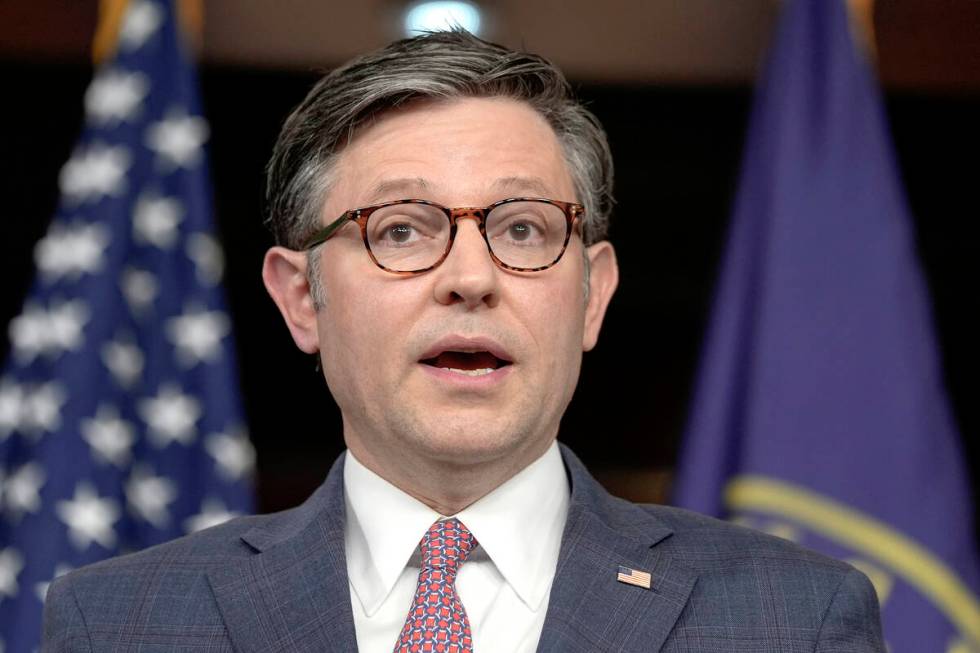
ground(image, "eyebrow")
xmin=364 ymin=175 xmax=556 ymax=205
xmin=490 ymin=176 xmax=554 ymax=197
xmin=366 ymin=177 xmax=430 ymax=203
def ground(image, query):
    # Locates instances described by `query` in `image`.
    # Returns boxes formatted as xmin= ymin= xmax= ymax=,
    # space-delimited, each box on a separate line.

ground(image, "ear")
xmin=262 ymin=246 xmax=320 ymax=354
xmin=582 ymin=241 xmax=618 ymax=352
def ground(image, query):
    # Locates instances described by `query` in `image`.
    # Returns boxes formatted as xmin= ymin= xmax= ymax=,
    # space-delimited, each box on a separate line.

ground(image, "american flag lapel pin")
xmin=617 ymin=565 xmax=652 ymax=589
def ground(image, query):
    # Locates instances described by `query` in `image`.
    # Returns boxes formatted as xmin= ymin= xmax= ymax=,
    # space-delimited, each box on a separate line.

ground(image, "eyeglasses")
xmin=301 ymin=197 xmax=584 ymax=275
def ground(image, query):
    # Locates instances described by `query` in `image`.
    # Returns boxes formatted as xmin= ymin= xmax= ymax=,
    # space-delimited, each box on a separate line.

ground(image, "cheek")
xmin=316 ymin=285 xmax=405 ymax=422
xmin=517 ymin=276 xmax=587 ymax=367
xmin=318 ymin=274 xmax=421 ymax=375
xmin=524 ymin=290 xmax=586 ymax=417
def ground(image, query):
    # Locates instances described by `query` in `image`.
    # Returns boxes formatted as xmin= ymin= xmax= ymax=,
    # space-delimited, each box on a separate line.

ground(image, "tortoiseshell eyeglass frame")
xmin=300 ymin=197 xmax=585 ymax=276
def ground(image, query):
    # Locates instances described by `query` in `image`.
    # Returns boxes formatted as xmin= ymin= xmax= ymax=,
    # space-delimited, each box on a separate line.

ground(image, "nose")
xmin=432 ymin=217 xmax=500 ymax=309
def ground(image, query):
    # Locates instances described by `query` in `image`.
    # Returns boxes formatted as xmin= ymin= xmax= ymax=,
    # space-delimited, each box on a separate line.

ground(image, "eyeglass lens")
xmin=365 ymin=201 xmax=569 ymax=271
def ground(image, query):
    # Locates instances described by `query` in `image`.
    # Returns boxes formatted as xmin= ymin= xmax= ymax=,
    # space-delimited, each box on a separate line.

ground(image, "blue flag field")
xmin=673 ymin=0 xmax=980 ymax=651
xmin=0 ymin=2 xmax=254 ymax=650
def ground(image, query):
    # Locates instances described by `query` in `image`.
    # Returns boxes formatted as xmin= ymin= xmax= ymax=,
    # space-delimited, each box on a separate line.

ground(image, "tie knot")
xmin=419 ymin=518 xmax=477 ymax=572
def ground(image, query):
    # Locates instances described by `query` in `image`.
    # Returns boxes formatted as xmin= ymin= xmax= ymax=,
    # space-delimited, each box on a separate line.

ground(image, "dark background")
xmin=1 ymin=59 xmax=977 ymax=546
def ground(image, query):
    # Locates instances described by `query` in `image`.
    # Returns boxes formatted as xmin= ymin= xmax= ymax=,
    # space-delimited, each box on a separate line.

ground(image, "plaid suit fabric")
xmin=42 ymin=446 xmax=883 ymax=652
xmin=394 ymin=519 xmax=477 ymax=653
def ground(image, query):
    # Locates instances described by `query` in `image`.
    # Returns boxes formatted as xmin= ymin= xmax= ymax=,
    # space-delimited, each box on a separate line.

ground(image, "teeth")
xmin=442 ymin=367 xmax=495 ymax=376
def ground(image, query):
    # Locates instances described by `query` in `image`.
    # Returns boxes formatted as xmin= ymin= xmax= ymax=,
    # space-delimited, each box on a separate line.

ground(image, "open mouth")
xmin=420 ymin=350 xmax=513 ymax=377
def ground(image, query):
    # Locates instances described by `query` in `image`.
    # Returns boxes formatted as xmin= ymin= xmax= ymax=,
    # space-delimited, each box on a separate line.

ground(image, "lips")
xmin=421 ymin=351 xmax=509 ymax=375
xmin=418 ymin=336 xmax=514 ymax=377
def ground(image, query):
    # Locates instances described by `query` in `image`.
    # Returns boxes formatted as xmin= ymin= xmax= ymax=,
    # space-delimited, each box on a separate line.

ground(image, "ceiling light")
xmin=403 ymin=1 xmax=482 ymax=37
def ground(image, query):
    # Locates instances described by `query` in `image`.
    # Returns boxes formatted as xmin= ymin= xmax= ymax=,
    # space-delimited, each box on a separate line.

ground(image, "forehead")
xmin=328 ymin=97 xmax=577 ymax=209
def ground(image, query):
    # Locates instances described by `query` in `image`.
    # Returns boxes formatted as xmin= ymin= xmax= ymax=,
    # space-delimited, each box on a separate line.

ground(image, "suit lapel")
xmin=208 ymin=456 xmax=358 ymax=653
xmin=206 ymin=446 xmax=695 ymax=652
xmin=537 ymin=447 xmax=699 ymax=653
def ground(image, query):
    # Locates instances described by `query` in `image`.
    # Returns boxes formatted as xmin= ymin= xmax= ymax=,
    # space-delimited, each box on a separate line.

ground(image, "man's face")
xmin=266 ymin=97 xmax=617 ymax=478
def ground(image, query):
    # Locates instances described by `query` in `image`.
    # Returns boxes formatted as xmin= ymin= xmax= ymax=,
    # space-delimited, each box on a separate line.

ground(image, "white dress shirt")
xmin=343 ymin=441 xmax=570 ymax=653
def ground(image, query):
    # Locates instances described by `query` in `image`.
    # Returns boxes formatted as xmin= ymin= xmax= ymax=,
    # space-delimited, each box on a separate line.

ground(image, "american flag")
xmin=0 ymin=2 xmax=254 ymax=650
xmin=617 ymin=566 xmax=652 ymax=590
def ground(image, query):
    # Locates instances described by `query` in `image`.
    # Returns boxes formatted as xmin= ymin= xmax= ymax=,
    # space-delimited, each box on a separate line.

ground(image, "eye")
xmin=372 ymin=219 xmax=423 ymax=246
xmin=506 ymin=221 xmax=538 ymax=242
xmin=368 ymin=205 xmax=447 ymax=249
xmin=490 ymin=213 xmax=549 ymax=247
xmin=386 ymin=223 xmax=415 ymax=243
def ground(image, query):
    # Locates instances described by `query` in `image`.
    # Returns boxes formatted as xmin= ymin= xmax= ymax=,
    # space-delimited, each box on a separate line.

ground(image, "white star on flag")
xmin=55 ymin=483 xmax=121 ymax=551
xmin=0 ymin=379 xmax=24 ymax=439
xmin=0 ymin=548 xmax=24 ymax=599
xmin=0 ymin=381 xmax=68 ymax=442
xmin=145 ymin=110 xmax=209 ymax=170
xmin=126 ymin=465 xmax=177 ymax=528
xmin=166 ymin=307 xmax=230 ymax=367
xmin=183 ymin=498 xmax=239 ymax=534
xmin=85 ymin=68 xmax=150 ymax=125
xmin=101 ymin=337 xmax=145 ymax=388
xmin=19 ymin=382 xmax=67 ymax=440
xmin=9 ymin=299 xmax=90 ymax=363
xmin=34 ymin=222 xmax=110 ymax=282
xmin=206 ymin=429 xmax=255 ymax=481
xmin=47 ymin=299 xmax=90 ymax=353
xmin=34 ymin=564 xmax=72 ymax=603
xmin=58 ymin=143 xmax=130 ymax=204
xmin=133 ymin=193 xmax=184 ymax=248
xmin=7 ymin=306 xmax=48 ymax=362
xmin=119 ymin=0 xmax=164 ymax=51
xmin=186 ymin=233 xmax=225 ymax=285
xmin=2 ymin=462 xmax=45 ymax=520
xmin=138 ymin=384 xmax=201 ymax=447
xmin=121 ymin=267 xmax=160 ymax=315
xmin=80 ymin=405 xmax=136 ymax=467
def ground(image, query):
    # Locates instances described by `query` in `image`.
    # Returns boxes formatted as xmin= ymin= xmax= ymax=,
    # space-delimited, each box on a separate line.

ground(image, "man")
xmin=43 ymin=31 xmax=884 ymax=652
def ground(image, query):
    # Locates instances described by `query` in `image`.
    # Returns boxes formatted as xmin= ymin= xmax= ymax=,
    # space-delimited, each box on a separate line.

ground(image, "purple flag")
xmin=672 ymin=0 xmax=980 ymax=650
xmin=0 ymin=2 xmax=254 ymax=651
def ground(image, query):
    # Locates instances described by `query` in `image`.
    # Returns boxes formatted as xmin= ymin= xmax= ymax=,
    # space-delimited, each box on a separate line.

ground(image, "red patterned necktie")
xmin=393 ymin=518 xmax=478 ymax=653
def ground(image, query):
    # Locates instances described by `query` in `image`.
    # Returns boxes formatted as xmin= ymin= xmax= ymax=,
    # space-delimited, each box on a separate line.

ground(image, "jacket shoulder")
xmin=60 ymin=511 xmax=272 ymax=580
xmin=42 ymin=510 xmax=290 ymax=649
xmin=638 ymin=501 xmax=856 ymax=575
xmin=636 ymin=503 xmax=884 ymax=649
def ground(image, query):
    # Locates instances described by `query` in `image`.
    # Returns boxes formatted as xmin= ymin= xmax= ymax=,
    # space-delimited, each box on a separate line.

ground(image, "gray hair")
xmin=264 ymin=30 xmax=614 ymax=304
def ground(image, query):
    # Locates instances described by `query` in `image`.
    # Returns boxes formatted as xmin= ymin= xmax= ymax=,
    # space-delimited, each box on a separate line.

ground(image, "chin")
xmin=393 ymin=413 xmax=537 ymax=466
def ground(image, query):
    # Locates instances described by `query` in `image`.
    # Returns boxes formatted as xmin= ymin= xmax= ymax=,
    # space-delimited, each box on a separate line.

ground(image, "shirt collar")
xmin=343 ymin=441 xmax=569 ymax=615
xmin=457 ymin=441 xmax=569 ymax=609
xmin=344 ymin=452 xmax=440 ymax=617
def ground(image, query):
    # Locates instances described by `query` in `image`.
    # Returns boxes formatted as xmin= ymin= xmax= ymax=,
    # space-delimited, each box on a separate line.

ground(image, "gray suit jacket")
xmin=43 ymin=445 xmax=884 ymax=652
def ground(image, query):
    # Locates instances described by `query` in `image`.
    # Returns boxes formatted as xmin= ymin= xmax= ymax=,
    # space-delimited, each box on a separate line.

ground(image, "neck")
xmin=345 ymin=437 xmax=553 ymax=515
